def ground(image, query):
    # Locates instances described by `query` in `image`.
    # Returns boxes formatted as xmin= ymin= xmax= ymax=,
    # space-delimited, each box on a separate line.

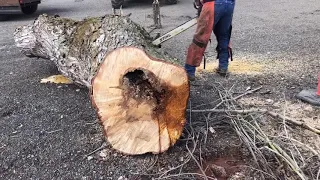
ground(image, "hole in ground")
xmin=198 ymin=151 xmax=247 ymax=180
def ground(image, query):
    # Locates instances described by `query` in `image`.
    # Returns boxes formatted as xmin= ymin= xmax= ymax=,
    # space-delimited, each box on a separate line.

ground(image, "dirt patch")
xmin=202 ymin=155 xmax=246 ymax=180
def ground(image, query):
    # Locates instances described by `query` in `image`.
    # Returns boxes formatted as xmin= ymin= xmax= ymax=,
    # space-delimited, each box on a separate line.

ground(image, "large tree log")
xmin=14 ymin=14 xmax=189 ymax=155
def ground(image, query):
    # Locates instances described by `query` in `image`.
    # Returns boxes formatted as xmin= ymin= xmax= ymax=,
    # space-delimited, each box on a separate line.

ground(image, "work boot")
xmin=112 ymin=6 xmax=123 ymax=16
xmin=187 ymin=74 xmax=196 ymax=81
xmin=215 ymin=68 xmax=229 ymax=77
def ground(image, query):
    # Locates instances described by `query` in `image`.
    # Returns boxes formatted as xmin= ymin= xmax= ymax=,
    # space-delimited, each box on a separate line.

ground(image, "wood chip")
xmin=209 ymin=127 xmax=216 ymax=134
xmin=40 ymin=75 xmax=72 ymax=84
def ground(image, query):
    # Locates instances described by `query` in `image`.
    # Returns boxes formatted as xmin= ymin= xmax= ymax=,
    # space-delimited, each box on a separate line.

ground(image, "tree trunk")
xmin=14 ymin=14 xmax=189 ymax=155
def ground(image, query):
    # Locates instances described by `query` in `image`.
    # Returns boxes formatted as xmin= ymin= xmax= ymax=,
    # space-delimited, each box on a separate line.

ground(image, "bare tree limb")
xmin=191 ymin=86 xmax=263 ymax=113
xmin=189 ymin=108 xmax=320 ymax=135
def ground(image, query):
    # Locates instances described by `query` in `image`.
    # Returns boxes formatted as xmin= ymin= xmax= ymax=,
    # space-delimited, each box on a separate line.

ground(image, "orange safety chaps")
xmin=186 ymin=2 xmax=215 ymax=67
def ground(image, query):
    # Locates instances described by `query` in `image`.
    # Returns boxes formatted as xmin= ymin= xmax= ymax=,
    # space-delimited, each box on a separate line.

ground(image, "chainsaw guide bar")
xmin=152 ymin=18 xmax=198 ymax=46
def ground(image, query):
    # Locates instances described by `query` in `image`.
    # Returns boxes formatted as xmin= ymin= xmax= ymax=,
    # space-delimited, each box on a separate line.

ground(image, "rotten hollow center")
xmin=122 ymin=69 xmax=167 ymax=122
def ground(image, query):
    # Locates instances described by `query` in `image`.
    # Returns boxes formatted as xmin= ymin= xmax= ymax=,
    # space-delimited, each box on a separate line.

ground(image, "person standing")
xmin=185 ymin=0 xmax=235 ymax=80
xmin=111 ymin=0 xmax=124 ymax=15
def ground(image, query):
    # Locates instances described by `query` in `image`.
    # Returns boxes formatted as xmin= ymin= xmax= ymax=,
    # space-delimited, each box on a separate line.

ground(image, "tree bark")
xmin=14 ymin=14 xmax=189 ymax=155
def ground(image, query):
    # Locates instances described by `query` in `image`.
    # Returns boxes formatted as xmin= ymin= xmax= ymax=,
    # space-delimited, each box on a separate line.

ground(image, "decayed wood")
xmin=92 ymin=47 xmax=189 ymax=154
xmin=14 ymin=14 xmax=189 ymax=154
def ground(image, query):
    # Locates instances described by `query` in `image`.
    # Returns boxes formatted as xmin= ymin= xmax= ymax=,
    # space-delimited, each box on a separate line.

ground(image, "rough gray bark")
xmin=14 ymin=14 xmax=179 ymax=87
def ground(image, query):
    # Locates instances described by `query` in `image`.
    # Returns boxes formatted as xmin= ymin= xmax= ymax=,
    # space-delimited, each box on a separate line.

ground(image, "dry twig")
xmin=194 ymin=83 xmax=316 ymax=179
xmin=191 ymin=86 xmax=262 ymax=113
xmin=189 ymin=108 xmax=320 ymax=135
xmin=83 ymin=142 xmax=107 ymax=158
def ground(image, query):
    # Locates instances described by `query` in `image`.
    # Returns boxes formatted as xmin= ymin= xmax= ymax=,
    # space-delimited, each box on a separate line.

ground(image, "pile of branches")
xmin=128 ymin=82 xmax=320 ymax=179
xmin=193 ymin=83 xmax=320 ymax=179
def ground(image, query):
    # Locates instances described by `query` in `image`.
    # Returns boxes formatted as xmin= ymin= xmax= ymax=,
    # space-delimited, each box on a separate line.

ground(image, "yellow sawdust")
xmin=196 ymin=60 xmax=264 ymax=75
xmin=40 ymin=75 xmax=73 ymax=84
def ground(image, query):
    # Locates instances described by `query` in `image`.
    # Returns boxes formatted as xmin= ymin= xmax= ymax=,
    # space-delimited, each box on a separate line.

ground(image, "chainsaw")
xmin=151 ymin=17 xmax=198 ymax=46
xmin=152 ymin=0 xmax=201 ymax=46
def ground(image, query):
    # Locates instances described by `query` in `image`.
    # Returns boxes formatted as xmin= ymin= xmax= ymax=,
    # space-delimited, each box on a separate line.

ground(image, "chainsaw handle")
xmin=194 ymin=0 xmax=201 ymax=8
xmin=193 ymin=0 xmax=203 ymax=16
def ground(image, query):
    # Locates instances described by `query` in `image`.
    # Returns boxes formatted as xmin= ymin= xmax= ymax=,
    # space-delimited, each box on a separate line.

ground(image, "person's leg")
xmin=215 ymin=3 xmax=234 ymax=72
xmin=185 ymin=2 xmax=215 ymax=81
xmin=213 ymin=3 xmax=224 ymax=60
xmin=111 ymin=0 xmax=124 ymax=9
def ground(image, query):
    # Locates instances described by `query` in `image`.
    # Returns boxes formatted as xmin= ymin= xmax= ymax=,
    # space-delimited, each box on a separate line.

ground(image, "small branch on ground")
xmin=189 ymin=108 xmax=320 ymax=135
xmin=83 ymin=142 xmax=107 ymax=158
xmin=266 ymin=111 xmax=320 ymax=135
xmin=46 ymin=129 xmax=62 ymax=134
xmin=233 ymin=86 xmax=263 ymax=100
xmin=188 ymin=82 xmax=318 ymax=179
xmin=190 ymin=86 xmax=262 ymax=112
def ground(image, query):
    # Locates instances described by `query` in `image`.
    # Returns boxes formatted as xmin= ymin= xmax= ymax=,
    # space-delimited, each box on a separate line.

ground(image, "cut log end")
xmin=91 ymin=47 xmax=189 ymax=155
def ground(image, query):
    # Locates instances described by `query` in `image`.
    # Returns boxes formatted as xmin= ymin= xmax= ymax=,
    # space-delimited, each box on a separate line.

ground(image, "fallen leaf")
xmin=40 ymin=75 xmax=72 ymax=84
xmin=118 ymin=176 xmax=127 ymax=180
xmin=99 ymin=150 xmax=107 ymax=158
xmin=179 ymin=156 xmax=184 ymax=162
xmin=87 ymin=156 xmax=93 ymax=161
xmin=209 ymin=127 xmax=216 ymax=134
xmin=266 ymin=99 xmax=274 ymax=104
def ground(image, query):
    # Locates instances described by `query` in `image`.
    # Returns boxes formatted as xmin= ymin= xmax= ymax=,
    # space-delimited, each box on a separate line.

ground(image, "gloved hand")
xmin=193 ymin=0 xmax=203 ymax=17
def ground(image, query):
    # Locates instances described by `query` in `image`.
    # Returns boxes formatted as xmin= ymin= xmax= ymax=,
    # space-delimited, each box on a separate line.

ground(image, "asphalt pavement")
xmin=1 ymin=0 xmax=320 ymax=179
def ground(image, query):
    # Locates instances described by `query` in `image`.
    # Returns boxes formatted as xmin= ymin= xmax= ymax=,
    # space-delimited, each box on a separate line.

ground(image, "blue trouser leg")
xmin=184 ymin=64 xmax=196 ymax=76
xmin=214 ymin=2 xmax=234 ymax=70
